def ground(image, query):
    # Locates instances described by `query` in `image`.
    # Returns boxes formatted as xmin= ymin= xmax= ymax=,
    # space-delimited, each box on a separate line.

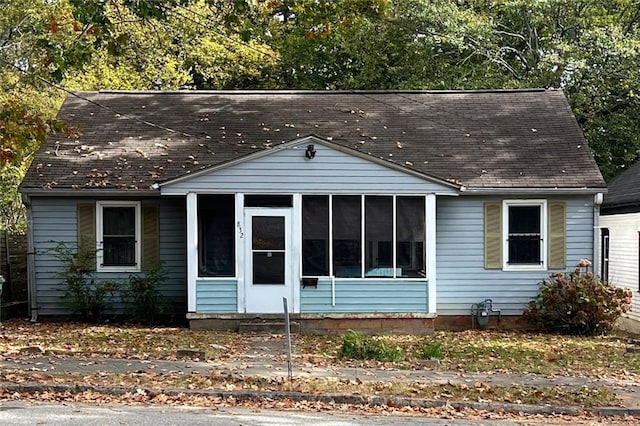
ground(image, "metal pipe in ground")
xmin=283 ymin=297 xmax=293 ymax=381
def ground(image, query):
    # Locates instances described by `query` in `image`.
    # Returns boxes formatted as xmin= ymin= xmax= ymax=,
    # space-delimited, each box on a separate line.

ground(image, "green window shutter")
xmin=548 ymin=202 xmax=566 ymax=270
xmin=142 ymin=204 xmax=160 ymax=271
xmin=76 ymin=203 xmax=96 ymax=271
xmin=484 ymin=203 xmax=502 ymax=269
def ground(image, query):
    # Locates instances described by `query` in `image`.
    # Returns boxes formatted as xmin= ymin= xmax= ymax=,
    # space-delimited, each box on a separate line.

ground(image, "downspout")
xmin=592 ymin=193 xmax=604 ymax=277
xmin=22 ymin=194 xmax=38 ymax=322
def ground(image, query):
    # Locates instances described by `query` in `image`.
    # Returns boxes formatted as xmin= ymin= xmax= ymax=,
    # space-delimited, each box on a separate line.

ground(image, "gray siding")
xmin=30 ymin=196 xmax=186 ymax=316
xmin=599 ymin=213 xmax=640 ymax=324
xmin=195 ymin=279 xmax=237 ymax=313
xmin=161 ymin=142 xmax=457 ymax=195
xmin=300 ymin=278 xmax=428 ymax=313
xmin=436 ymin=195 xmax=595 ymax=315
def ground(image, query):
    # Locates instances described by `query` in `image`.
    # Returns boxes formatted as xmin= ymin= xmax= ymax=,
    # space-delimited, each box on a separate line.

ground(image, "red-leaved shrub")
xmin=523 ymin=270 xmax=632 ymax=336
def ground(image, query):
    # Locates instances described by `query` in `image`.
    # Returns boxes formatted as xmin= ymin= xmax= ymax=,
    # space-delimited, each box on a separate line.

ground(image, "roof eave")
xmin=462 ymin=187 xmax=607 ymax=195
xmin=20 ymin=188 xmax=160 ymax=197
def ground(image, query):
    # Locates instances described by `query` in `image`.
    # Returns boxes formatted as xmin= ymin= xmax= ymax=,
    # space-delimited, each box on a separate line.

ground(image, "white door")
xmin=245 ymin=208 xmax=293 ymax=313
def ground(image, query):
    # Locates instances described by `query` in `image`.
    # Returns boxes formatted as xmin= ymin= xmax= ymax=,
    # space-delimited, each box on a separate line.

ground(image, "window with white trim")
xmin=503 ymin=200 xmax=547 ymax=270
xmin=302 ymin=195 xmax=426 ymax=278
xmin=96 ymin=201 xmax=141 ymax=271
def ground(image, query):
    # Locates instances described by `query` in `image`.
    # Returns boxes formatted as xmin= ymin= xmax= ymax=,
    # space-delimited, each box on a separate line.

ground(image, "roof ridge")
xmin=93 ymin=88 xmax=553 ymax=95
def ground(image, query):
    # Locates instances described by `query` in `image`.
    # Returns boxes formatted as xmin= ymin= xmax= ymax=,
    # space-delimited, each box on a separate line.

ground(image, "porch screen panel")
xmin=302 ymin=195 xmax=329 ymax=276
xmin=365 ymin=196 xmax=393 ymax=277
xmin=396 ymin=196 xmax=425 ymax=277
xmin=198 ymin=195 xmax=235 ymax=277
xmin=332 ymin=195 xmax=361 ymax=278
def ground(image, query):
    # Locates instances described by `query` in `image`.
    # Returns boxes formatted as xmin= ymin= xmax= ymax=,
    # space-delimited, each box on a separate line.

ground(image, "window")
xmin=365 ymin=196 xmax=393 ymax=277
xmin=97 ymin=201 xmax=140 ymax=271
xmin=503 ymin=200 xmax=547 ymax=270
xmin=600 ymin=228 xmax=609 ymax=283
xmin=301 ymin=195 xmax=426 ymax=279
xmin=302 ymin=195 xmax=329 ymax=276
xmin=198 ymin=195 xmax=235 ymax=277
xmin=333 ymin=195 xmax=362 ymax=278
xmin=396 ymin=197 xmax=425 ymax=277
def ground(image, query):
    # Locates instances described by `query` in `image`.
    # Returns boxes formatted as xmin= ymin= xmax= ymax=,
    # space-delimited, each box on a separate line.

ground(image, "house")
xmin=20 ymin=89 xmax=606 ymax=333
xmin=600 ymin=161 xmax=640 ymax=332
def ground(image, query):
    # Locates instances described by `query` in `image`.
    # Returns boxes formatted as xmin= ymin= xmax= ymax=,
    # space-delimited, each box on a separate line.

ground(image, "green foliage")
xmin=523 ymin=271 xmax=632 ymax=336
xmin=340 ymin=329 xmax=404 ymax=362
xmin=122 ymin=264 xmax=172 ymax=324
xmin=419 ymin=339 xmax=443 ymax=360
xmin=50 ymin=241 xmax=118 ymax=322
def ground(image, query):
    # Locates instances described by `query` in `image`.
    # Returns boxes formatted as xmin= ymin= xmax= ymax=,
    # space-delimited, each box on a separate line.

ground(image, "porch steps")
xmin=238 ymin=321 xmax=300 ymax=334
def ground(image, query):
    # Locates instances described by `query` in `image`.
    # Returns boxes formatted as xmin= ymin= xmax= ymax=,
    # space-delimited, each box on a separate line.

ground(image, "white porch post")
xmin=426 ymin=193 xmax=437 ymax=314
xmin=236 ymin=193 xmax=245 ymax=313
xmin=186 ymin=192 xmax=198 ymax=312
xmin=292 ymin=193 xmax=302 ymax=313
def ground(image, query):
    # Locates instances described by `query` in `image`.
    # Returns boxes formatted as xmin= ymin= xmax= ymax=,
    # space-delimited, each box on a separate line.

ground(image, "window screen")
xmin=396 ymin=197 xmax=425 ymax=277
xmin=332 ymin=195 xmax=361 ymax=278
xmin=102 ymin=206 xmax=136 ymax=266
xmin=302 ymin=195 xmax=329 ymax=276
xmin=198 ymin=195 xmax=235 ymax=276
xmin=365 ymin=196 xmax=393 ymax=277
xmin=508 ymin=205 xmax=541 ymax=264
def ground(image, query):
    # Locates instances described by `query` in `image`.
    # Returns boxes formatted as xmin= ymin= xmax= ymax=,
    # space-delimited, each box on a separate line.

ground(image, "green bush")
xmin=523 ymin=270 xmax=632 ymax=336
xmin=419 ymin=340 xmax=443 ymax=359
xmin=122 ymin=264 xmax=172 ymax=324
xmin=340 ymin=329 xmax=403 ymax=362
xmin=51 ymin=241 xmax=117 ymax=322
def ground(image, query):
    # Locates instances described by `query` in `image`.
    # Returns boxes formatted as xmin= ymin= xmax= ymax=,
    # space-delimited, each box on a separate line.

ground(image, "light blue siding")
xmin=31 ymin=197 xmax=186 ymax=316
xmin=195 ymin=279 xmax=237 ymax=312
xmin=436 ymin=195 xmax=595 ymax=315
xmin=161 ymin=142 xmax=457 ymax=195
xmin=301 ymin=278 xmax=428 ymax=313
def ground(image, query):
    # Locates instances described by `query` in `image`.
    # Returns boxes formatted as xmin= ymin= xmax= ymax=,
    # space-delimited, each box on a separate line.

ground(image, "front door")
xmin=245 ymin=208 xmax=293 ymax=313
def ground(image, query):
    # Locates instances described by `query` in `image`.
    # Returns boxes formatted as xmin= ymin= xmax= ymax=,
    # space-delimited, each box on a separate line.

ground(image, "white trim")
xmin=361 ymin=194 xmax=365 ymax=278
xmin=96 ymin=201 xmax=141 ymax=273
xmin=186 ymin=193 xmax=198 ymax=312
xmin=426 ymin=194 xmax=437 ymax=313
xmin=328 ymin=195 xmax=334 ymax=278
xmin=236 ymin=193 xmax=245 ymax=313
xmin=292 ymin=194 xmax=302 ymax=313
xmin=392 ymin=195 xmax=397 ymax=279
xmin=463 ymin=188 xmax=605 ymax=195
xmin=502 ymin=199 xmax=548 ymax=271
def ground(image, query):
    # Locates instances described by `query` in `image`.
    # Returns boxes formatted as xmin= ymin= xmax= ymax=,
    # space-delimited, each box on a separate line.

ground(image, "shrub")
xmin=122 ymin=263 xmax=172 ymax=324
xmin=340 ymin=329 xmax=403 ymax=362
xmin=523 ymin=269 xmax=632 ymax=336
xmin=419 ymin=340 xmax=443 ymax=359
xmin=51 ymin=241 xmax=118 ymax=322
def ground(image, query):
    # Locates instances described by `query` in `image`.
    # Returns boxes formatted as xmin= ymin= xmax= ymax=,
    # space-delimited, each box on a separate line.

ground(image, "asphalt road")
xmin=0 ymin=402 xmax=520 ymax=426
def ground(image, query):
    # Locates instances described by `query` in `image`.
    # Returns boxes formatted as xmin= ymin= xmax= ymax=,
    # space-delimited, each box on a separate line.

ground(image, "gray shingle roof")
xmin=602 ymin=161 xmax=640 ymax=213
xmin=20 ymin=89 xmax=605 ymax=193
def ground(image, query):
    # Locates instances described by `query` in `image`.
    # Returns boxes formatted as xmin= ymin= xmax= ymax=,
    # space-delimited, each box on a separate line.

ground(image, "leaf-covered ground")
xmin=1 ymin=320 xmax=638 ymax=379
xmin=1 ymin=319 xmax=639 ymax=414
xmin=0 ymin=369 xmax=617 ymax=407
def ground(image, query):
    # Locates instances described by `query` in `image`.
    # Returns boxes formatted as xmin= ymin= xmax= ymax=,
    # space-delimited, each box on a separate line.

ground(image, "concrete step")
xmin=238 ymin=321 xmax=300 ymax=334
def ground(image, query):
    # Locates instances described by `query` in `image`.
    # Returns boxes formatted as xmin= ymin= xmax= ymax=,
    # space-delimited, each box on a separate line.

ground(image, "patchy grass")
xmin=0 ymin=369 xmax=618 ymax=408
xmin=0 ymin=319 xmax=239 ymax=360
xmin=297 ymin=330 xmax=640 ymax=379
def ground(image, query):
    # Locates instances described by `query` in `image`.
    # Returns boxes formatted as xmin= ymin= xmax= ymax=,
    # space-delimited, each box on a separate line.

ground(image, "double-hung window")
xmin=503 ymin=200 xmax=547 ymax=270
xmin=96 ymin=201 xmax=141 ymax=271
